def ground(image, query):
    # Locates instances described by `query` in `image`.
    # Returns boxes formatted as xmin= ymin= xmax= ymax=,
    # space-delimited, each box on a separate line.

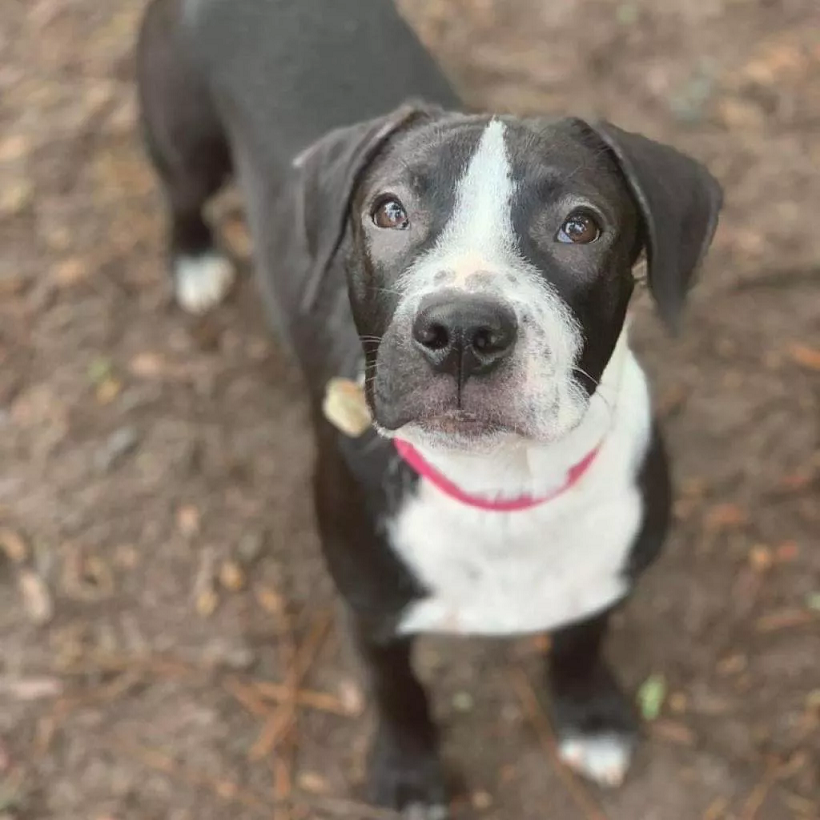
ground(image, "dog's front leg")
xmin=547 ymin=610 xmax=638 ymax=788
xmin=349 ymin=621 xmax=447 ymax=819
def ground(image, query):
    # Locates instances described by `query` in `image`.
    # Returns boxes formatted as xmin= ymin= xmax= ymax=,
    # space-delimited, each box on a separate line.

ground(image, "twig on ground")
xmin=249 ymin=610 xmax=333 ymax=761
xmin=510 ymin=667 xmax=608 ymax=820
xmin=738 ymin=761 xmax=778 ymax=820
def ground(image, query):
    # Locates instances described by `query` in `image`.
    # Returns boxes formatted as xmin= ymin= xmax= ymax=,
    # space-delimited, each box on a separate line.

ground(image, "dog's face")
xmin=298 ymin=108 xmax=721 ymax=450
xmin=350 ymin=116 xmax=639 ymax=448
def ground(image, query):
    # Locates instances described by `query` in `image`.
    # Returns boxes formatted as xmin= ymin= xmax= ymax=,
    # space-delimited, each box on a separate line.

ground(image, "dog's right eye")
xmin=372 ymin=197 xmax=409 ymax=230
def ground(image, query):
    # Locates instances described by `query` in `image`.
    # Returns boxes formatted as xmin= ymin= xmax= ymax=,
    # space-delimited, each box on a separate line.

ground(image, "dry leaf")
xmin=195 ymin=588 xmax=219 ymax=617
xmin=176 ymin=505 xmax=200 ymax=538
xmin=129 ymin=352 xmax=166 ymax=378
xmin=52 ymin=258 xmax=88 ymax=287
xmin=18 ymin=570 xmax=54 ymax=625
xmin=788 ymin=344 xmax=820 ymax=372
xmin=705 ymin=503 xmax=747 ymax=531
xmin=0 ymin=528 xmax=29 ymax=564
xmin=297 ymin=771 xmax=330 ymax=794
xmin=96 ymin=377 xmax=122 ymax=404
xmin=749 ymin=545 xmax=773 ymax=572
xmin=255 ymin=585 xmax=284 ymax=615
xmin=218 ymin=560 xmax=245 ymax=592
xmin=472 ymin=790 xmax=493 ymax=810
xmin=322 ymin=377 xmax=371 ymax=437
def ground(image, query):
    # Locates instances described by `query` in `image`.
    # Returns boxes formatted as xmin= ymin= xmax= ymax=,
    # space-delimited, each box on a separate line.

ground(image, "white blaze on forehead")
xmin=435 ymin=119 xmax=518 ymax=272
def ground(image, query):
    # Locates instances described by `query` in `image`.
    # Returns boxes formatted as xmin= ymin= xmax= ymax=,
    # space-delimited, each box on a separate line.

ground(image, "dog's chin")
xmin=376 ymin=409 xmax=537 ymax=455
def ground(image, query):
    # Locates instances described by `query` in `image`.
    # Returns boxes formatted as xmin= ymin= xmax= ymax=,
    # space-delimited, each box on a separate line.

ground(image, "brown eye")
xmin=556 ymin=210 xmax=601 ymax=244
xmin=372 ymin=197 xmax=409 ymax=230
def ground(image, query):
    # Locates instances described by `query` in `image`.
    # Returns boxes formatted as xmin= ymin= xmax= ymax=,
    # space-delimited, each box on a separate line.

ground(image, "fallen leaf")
xmin=471 ymin=790 xmax=493 ymax=810
xmin=637 ymin=673 xmax=666 ymax=721
xmin=322 ymin=377 xmax=371 ymax=437
xmin=805 ymin=592 xmax=820 ymax=612
xmin=748 ymin=545 xmax=773 ymax=572
xmin=195 ymin=588 xmax=219 ymax=618
xmin=218 ymin=560 xmax=245 ymax=592
xmin=176 ymin=505 xmax=200 ymax=538
xmin=95 ymin=377 xmax=122 ymax=404
xmin=0 ymin=676 xmax=63 ymax=700
xmin=0 ymin=528 xmax=29 ymax=564
xmin=52 ymin=258 xmax=88 ymax=287
xmin=775 ymin=541 xmax=799 ymax=562
xmin=649 ymin=719 xmax=696 ymax=746
xmin=705 ymin=503 xmax=747 ymax=531
xmin=87 ymin=356 xmax=114 ymax=386
xmin=788 ymin=344 xmax=820 ymax=372
xmin=255 ymin=585 xmax=284 ymax=615
xmin=18 ymin=570 xmax=53 ymax=625
xmin=297 ymin=771 xmax=329 ymax=794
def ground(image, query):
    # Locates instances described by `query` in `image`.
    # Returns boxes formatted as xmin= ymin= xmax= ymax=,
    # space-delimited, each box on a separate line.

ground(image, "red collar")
xmin=394 ymin=439 xmax=600 ymax=512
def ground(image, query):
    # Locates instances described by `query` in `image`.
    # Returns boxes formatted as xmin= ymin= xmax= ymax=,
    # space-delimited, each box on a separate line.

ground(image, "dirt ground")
xmin=1 ymin=0 xmax=818 ymax=818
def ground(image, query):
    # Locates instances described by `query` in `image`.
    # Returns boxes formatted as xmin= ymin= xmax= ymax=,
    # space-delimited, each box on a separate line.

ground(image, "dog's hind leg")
xmin=137 ymin=0 xmax=235 ymax=314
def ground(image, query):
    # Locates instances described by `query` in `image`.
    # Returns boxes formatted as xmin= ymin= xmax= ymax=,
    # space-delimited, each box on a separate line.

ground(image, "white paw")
xmin=558 ymin=732 xmax=634 ymax=787
xmin=174 ymin=252 xmax=235 ymax=313
xmin=402 ymin=803 xmax=449 ymax=820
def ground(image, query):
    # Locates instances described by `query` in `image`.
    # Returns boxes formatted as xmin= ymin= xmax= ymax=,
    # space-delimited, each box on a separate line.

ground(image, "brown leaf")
xmin=705 ymin=503 xmax=747 ymax=531
xmin=218 ymin=560 xmax=245 ymax=592
xmin=176 ymin=505 xmax=201 ymax=538
xmin=0 ymin=528 xmax=29 ymax=564
xmin=18 ymin=570 xmax=54 ymax=625
xmin=650 ymin=719 xmax=696 ymax=746
xmin=788 ymin=344 xmax=820 ymax=372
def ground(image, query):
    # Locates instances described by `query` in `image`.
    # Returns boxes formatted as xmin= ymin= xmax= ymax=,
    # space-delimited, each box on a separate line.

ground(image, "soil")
xmin=1 ymin=1 xmax=818 ymax=819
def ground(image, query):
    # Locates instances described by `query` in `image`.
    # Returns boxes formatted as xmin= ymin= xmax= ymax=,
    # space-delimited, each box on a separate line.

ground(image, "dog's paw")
xmin=558 ymin=731 xmax=635 ymax=787
xmin=369 ymin=729 xmax=448 ymax=818
xmin=173 ymin=252 xmax=235 ymax=313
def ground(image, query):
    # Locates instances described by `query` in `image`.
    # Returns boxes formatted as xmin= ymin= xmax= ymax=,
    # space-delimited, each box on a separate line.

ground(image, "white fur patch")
xmin=390 ymin=334 xmax=651 ymax=637
xmin=174 ymin=252 xmax=235 ymax=314
xmin=559 ymin=732 xmax=634 ymax=787
xmin=394 ymin=119 xmax=585 ymax=443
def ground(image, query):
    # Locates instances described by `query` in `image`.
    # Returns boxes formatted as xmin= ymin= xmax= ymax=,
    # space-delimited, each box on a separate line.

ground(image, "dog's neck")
xmin=399 ymin=325 xmax=641 ymax=501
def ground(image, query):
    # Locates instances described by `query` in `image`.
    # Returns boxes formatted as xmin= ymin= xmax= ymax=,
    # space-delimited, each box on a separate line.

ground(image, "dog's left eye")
xmin=372 ymin=197 xmax=409 ymax=230
xmin=556 ymin=210 xmax=601 ymax=244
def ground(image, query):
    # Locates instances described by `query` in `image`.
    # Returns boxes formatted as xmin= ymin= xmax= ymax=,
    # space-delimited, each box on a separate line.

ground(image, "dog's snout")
xmin=412 ymin=293 xmax=518 ymax=380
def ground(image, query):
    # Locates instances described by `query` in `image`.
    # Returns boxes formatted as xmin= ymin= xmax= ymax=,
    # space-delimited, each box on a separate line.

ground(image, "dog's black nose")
xmin=412 ymin=293 xmax=518 ymax=379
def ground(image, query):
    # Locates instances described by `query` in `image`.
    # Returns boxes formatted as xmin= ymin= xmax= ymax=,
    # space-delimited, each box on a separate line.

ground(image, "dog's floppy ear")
xmin=585 ymin=121 xmax=723 ymax=332
xmin=294 ymin=101 xmax=436 ymax=312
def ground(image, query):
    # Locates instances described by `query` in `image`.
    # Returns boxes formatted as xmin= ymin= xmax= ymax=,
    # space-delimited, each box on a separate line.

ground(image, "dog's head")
xmin=297 ymin=105 xmax=722 ymax=450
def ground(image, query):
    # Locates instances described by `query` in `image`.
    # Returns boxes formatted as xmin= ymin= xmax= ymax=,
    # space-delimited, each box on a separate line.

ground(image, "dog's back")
xmin=180 ymin=0 xmax=459 ymax=162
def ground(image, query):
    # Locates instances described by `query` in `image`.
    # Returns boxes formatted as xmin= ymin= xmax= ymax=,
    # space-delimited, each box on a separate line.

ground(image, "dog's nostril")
xmin=418 ymin=322 xmax=449 ymax=350
xmin=472 ymin=327 xmax=502 ymax=353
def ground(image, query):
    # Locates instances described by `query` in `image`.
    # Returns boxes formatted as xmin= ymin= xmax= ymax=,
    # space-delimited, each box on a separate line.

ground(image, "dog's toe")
xmin=174 ymin=252 xmax=235 ymax=313
xmin=558 ymin=732 xmax=634 ymax=787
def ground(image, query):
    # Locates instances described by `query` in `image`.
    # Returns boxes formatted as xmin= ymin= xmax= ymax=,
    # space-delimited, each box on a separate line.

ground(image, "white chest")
xmin=390 ymin=470 xmax=643 ymax=636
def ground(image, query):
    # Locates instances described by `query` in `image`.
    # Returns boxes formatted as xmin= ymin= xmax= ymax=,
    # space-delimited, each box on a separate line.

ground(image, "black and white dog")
xmin=138 ymin=0 xmax=722 ymax=814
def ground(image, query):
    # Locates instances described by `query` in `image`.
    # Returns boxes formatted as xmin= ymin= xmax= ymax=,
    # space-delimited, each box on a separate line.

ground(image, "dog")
xmin=137 ymin=0 xmax=722 ymax=814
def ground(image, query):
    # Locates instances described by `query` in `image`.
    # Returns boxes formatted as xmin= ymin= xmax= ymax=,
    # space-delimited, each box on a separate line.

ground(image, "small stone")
xmin=0 ymin=134 xmax=30 ymax=163
xmin=18 ymin=570 xmax=53 ymax=625
xmin=452 ymin=691 xmax=474 ymax=713
xmin=95 ymin=426 xmax=140 ymax=472
xmin=338 ymin=679 xmax=365 ymax=715
xmin=200 ymin=638 xmax=255 ymax=670
xmin=237 ymin=531 xmax=265 ymax=564
xmin=471 ymin=790 xmax=492 ymax=810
